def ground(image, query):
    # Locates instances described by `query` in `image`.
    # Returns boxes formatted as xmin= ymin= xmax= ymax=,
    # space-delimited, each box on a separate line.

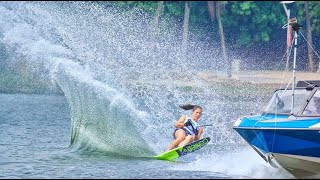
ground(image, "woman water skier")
xmin=165 ymin=104 xmax=204 ymax=151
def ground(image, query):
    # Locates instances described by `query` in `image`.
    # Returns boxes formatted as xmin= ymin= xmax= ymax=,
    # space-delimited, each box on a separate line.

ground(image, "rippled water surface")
xmin=0 ymin=93 xmax=294 ymax=179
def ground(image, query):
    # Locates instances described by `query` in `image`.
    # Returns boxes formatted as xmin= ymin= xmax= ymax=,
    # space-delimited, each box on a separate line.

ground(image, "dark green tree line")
xmin=109 ymin=1 xmax=320 ymax=72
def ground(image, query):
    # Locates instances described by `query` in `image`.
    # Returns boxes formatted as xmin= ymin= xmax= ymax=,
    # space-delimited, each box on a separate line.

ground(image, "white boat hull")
xmin=270 ymin=153 xmax=320 ymax=178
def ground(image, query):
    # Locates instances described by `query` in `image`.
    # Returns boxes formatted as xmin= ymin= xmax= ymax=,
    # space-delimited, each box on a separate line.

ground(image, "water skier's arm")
xmin=174 ymin=115 xmax=186 ymax=128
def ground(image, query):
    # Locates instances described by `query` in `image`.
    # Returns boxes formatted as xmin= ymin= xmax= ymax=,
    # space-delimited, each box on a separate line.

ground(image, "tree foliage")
xmin=109 ymin=1 xmax=320 ymax=51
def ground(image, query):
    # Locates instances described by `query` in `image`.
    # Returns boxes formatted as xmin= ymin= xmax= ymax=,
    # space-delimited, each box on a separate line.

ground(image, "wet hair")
xmin=192 ymin=105 xmax=202 ymax=112
xmin=179 ymin=104 xmax=202 ymax=111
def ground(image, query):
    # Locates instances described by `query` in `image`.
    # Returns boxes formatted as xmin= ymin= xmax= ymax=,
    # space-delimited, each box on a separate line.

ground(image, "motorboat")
xmin=233 ymin=80 xmax=320 ymax=178
xmin=232 ymin=18 xmax=320 ymax=178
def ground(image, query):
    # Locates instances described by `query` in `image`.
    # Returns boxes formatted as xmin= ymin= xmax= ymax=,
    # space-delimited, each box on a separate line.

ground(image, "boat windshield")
xmin=263 ymin=88 xmax=310 ymax=114
xmin=302 ymin=89 xmax=320 ymax=115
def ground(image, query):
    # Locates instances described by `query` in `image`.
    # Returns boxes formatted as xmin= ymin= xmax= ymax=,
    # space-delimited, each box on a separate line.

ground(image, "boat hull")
xmin=271 ymin=153 xmax=320 ymax=178
xmin=234 ymin=127 xmax=320 ymax=178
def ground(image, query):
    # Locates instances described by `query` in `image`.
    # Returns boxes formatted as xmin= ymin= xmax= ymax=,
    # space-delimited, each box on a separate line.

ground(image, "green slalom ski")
xmin=155 ymin=137 xmax=211 ymax=161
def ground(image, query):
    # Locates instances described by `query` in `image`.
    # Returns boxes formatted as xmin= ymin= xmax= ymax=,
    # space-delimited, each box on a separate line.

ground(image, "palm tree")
xmin=181 ymin=1 xmax=190 ymax=62
xmin=304 ymin=1 xmax=315 ymax=72
xmin=208 ymin=1 xmax=231 ymax=78
xmin=152 ymin=1 xmax=164 ymax=38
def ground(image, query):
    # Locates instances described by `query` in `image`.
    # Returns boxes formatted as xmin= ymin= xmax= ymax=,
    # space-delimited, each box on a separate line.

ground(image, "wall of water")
xmin=0 ymin=1 xmax=267 ymax=158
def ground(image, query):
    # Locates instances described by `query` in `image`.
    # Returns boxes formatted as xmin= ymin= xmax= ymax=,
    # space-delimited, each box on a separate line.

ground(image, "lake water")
xmin=0 ymin=1 xmax=295 ymax=178
xmin=0 ymin=93 xmax=294 ymax=179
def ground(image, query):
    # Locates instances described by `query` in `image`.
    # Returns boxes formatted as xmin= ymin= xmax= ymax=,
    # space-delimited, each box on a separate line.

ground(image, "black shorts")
xmin=173 ymin=128 xmax=193 ymax=138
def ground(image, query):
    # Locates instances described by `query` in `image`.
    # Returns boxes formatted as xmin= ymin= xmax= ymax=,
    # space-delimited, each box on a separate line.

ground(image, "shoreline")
xmin=197 ymin=70 xmax=320 ymax=87
xmin=1 ymin=70 xmax=319 ymax=95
